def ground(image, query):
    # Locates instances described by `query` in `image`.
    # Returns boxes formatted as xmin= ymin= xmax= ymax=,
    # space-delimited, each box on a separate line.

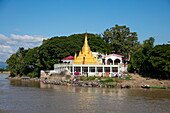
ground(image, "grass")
xmin=78 ymin=75 xmax=134 ymax=86
xmin=149 ymin=86 xmax=167 ymax=89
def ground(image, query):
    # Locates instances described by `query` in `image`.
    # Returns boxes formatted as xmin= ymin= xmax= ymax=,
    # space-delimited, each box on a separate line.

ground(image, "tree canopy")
xmin=129 ymin=37 xmax=170 ymax=79
xmin=103 ymin=24 xmax=141 ymax=59
xmin=149 ymin=44 xmax=170 ymax=79
xmin=6 ymin=47 xmax=29 ymax=77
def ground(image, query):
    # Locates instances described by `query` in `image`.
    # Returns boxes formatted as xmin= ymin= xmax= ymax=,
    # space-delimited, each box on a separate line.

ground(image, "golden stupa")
xmin=73 ymin=33 xmax=102 ymax=65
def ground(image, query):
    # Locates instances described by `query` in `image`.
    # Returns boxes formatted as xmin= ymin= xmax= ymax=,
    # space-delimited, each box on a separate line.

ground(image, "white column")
xmin=95 ymin=66 xmax=97 ymax=75
xmin=110 ymin=66 xmax=112 ymax=73
xmin=118 ymin=64 xmax=120 ymax=73
xmin=72 ymin=65 xmax=74 ymax=75
xmin=57 ymin=67 xmax=59 ymax=73
xmin=81 ymin=66 xmax=82 ymax=75
xmin=103 ymin=66 xmax=104 ymax=77
xmin=88 ymin=66 xmax=89 ymax=77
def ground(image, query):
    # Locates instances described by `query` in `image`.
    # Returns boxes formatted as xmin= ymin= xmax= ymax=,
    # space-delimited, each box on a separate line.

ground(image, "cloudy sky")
xmin=0 ymin=34 xmax=47 ymax=62
xmin=0 ymin=0 xmax=170 ymax=62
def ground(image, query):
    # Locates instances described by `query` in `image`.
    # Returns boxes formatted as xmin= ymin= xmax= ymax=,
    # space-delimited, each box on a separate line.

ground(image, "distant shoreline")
xmin=0 ymin=71 xmax=10 ymax=75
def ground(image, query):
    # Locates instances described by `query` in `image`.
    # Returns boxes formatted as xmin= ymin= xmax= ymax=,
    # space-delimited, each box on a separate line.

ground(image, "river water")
xmin=0 ymin=75 xmax=170 ymax=113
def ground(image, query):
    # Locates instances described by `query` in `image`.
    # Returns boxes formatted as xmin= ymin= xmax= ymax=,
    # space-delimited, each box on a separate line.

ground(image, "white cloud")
xmin=0 ymin=34 xmax=48 ymax=62
xmin=0 ymin=34 xmax=8 ymax=40
xmin=0 ymin=45 xmax=11 ymax=49
xmin=10 ymin=34 xmax=45 ymax=42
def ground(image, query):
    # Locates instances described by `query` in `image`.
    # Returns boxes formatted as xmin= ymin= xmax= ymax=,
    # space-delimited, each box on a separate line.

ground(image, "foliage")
xmin=6 ymin=47 xmax=29 ymax=77
xmin=129 ymin=37 xmax=170 ymax=79
xmin=149 ymin=44 xmax=170 ymax=79
xmin=130 ymin=48 xmax=145 ymax=71
xmin=100 ymin=78 xmax=114 ymax=82
xmin=103 ymin=24 xmax=141 ymax=59
xmin=83 ymin=76 xmax=97 ymax=81
xmin=128 ymin=37 xmax=155 ymax=75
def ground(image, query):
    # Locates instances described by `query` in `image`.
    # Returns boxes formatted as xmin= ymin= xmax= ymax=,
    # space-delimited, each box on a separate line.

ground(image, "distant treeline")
xmin=6 ymin=24 xmax=170 ymax=79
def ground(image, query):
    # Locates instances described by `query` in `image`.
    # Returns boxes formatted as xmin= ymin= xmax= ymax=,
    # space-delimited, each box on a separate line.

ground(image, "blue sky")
xmin=0 ymin=0 xmax=170 ymax=62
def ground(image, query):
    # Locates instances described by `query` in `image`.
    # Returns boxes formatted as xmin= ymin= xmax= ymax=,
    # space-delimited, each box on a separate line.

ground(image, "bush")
xmin=27 ymin=72 xmax=38 ymax=78
xmin=100 ymin=78 xmax=114 ymax=82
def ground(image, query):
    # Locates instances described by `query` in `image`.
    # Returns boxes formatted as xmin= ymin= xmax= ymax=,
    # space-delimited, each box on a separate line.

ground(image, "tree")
xmin=130 ymin=48 xmax=145 ymax=72
xmin=23 ymin=47 xmax=41 ymax=77
xmin=149 ymin=44 xmax=170 ymax=79
xmin=6 ymin=47 xmax=29 ymax=77
xmin=88 ymin=34 xmax=111 ymax=54
xmin=103 ymin=24 xmax=140 ymax=59
xmin=130 ymin=43 xmax=170 ymax=79
xmin=143 ymin=37 xmax=155 ymax=55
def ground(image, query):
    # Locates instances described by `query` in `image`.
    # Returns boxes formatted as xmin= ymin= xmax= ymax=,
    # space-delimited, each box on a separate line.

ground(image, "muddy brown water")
xmin=0 ymin=75 xmax=170 ymax=113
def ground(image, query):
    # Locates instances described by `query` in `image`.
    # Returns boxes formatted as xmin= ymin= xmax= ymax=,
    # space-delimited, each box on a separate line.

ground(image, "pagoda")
xmin=73 ymin=33 xmax=102 ymax=65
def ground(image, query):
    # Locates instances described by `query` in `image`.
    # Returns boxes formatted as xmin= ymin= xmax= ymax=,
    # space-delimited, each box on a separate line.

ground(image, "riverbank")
xmin=0 ymin=71 xmax=10 ymax=75
xmin=118 ymin=74 xmax=170 ymax=88
xmin=42 ymin=73 xmax=170 ymax=89
xmin=6 ymin=73 xmax=170 ymax=89
xmin=6 ymin=76 xmax=40 ymax=82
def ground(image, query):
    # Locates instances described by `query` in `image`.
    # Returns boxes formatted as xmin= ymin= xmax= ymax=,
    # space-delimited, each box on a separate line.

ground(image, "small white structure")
xmin=105 ymin=54 xmax=124 ymax=65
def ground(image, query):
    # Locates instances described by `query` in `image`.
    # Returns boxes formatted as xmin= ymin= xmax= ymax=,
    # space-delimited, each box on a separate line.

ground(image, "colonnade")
xmin=54 ymin=64 xmax=121 ymax=76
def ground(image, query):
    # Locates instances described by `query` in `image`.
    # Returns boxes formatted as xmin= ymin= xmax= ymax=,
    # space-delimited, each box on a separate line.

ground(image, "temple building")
xmin=73 ymin=33 xmax=101 ymax=65
xmin=53 ymin=33 xmax=128 ymax=77
xmin=61 ymin=56 xmax=74 ymax=63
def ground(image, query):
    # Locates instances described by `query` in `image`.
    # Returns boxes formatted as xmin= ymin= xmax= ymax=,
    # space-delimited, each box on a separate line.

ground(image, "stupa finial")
xmin=74 ymin=53 xmax=77 ymax=60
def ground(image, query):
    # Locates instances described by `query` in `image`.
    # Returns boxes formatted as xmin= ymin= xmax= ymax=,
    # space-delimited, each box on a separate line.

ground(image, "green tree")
xmin=128 ymin=37 xmax=156 ymax=77
xmin=88 ymin=34 xmax=111 ymax=54
xmin=103 ymin=24 xmax=140 ymax=59
xmin=6 ymin=47 xmax=29 ymax=77
xmin=130 ymin=48 xmax=145 ymax=72
xmin=23 ymin=47 xmax=41 ymax=77
xmin=149 ymin=44 xmax=170 ymax=79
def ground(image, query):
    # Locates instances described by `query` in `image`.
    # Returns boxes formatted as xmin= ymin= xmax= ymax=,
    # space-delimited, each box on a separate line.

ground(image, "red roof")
xmin=115 ymin=53 xmax=124 ymax=56
xmin=61 ymin=56 xmax=74 ymax=60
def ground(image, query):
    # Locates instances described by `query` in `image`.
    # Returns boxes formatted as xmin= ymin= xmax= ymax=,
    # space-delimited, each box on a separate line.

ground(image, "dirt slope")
xmin=119 ymin=74 xmax=170 ymax=88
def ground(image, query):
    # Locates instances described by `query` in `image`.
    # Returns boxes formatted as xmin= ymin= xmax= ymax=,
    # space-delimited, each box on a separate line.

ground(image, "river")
xmin=0 ymin=74 xmax=170 ymax=113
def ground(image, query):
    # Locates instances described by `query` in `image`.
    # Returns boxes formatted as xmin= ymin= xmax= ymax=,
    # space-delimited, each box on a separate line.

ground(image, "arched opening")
xmin=114 ymin=59 xmax=120 ymax=65
xmin=107 ymin=59 xmax=113 ymax=65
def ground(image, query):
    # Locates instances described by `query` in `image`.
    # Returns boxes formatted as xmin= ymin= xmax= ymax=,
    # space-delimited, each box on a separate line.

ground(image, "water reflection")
xmin=10 ymin=79 xmax=170 ymax=100
xmin=10 ymin=79 xmax=40 ymax=88
xmin=1 ymin=76 xmax=169 ymax=113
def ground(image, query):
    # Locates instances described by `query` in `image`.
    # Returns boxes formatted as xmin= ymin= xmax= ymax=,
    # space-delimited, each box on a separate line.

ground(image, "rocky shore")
xmin=44 ymin=79 xmax=117 ymax=88
xmin=6 ymin=73 xmax=170 ymax=89
xmin=42 ymin=74 xmax=170 ymax=89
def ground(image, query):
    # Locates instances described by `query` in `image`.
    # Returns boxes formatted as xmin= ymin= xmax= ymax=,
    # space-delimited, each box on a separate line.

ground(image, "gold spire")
xmin=74 ymin=53 xmax=77 ymax=60
xmin=82 ymin=33 xmax=91 ymax=54
xmin=73 ymin=33 xmax=101 ymax=65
